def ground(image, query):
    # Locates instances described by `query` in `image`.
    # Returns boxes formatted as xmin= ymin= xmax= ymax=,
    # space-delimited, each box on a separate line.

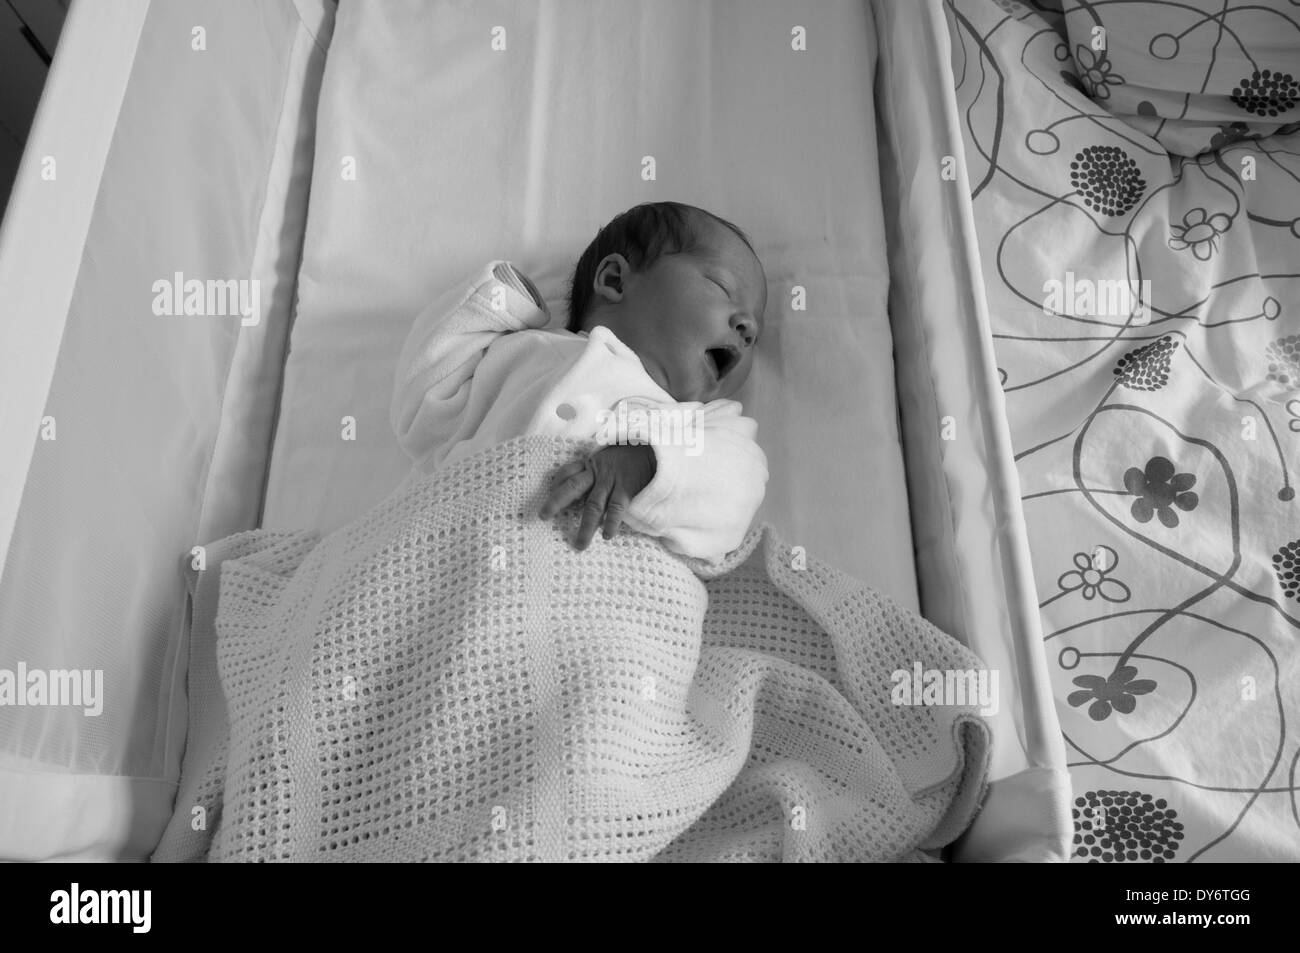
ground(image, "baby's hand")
xmin=539 ymin=445 xmax=657 ymax=551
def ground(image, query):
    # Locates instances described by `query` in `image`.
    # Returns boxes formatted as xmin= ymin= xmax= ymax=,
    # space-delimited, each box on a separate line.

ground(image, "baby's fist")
xmin=539 ymin=444 xmax=657 ymax=550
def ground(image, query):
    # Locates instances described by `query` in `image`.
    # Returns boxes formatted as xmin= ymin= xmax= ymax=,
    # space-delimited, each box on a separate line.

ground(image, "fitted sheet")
xmin=261 ymin=0 xmax=919 ymax=608
xmin=950 ymin=0 xmax=1300 ymax=861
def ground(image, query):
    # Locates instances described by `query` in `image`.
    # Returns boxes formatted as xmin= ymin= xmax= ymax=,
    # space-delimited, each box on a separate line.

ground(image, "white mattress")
xmin=261 ymin=0 xmax=919 ymax=608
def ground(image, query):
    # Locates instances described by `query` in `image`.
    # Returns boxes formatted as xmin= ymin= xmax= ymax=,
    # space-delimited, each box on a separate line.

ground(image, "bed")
xmin=947 ymin=0 xmax=1300 ymax=861
xmin=0 ymin=0 xmax=1068 ymax=861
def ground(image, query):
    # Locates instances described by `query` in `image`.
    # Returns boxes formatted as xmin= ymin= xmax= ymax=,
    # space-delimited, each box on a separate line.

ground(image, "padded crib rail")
xmin=872 ymin=0 xmax=1072 ymax=861
xmin=0 ymin=0 xmax=334 ymax=861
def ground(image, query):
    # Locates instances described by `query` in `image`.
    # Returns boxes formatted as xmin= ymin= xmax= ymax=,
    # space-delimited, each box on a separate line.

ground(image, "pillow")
xmin=1060 ymin=0 xmax=1300 ymax=156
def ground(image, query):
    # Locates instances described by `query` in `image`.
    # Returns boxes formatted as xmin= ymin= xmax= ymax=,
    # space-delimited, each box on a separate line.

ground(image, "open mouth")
xmin=705 ymin=346 xmax=740 ymax=381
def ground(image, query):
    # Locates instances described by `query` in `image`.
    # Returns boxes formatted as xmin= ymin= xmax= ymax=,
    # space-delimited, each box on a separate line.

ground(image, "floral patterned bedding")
xmin=947 ymin=0 xmax=1300 ymax=861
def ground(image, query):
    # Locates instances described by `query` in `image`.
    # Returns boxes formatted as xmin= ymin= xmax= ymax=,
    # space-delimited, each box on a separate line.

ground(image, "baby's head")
xmin=566 ymin=202 xmax=766 ymax=403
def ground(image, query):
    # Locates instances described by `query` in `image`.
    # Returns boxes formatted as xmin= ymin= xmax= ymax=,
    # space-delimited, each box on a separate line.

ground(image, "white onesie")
xmin=390 ymin=260 xmax=768 ymax=561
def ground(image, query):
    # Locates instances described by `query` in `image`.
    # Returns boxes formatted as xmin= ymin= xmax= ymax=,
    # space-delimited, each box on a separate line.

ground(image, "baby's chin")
xmin=661 ymin=365 xmax=709 ymax=402
xmin=634 ymin=351 xmax=722 ymax=403
xmin=672 ymin=381 xmax=720 ymax=404
xmin=634 ymin=353 xmax=675 ymax=397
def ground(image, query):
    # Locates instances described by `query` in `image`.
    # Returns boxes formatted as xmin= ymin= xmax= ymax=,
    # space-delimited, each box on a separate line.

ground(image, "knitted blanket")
xmin=153 ymin=436 xmax=992 ymax=862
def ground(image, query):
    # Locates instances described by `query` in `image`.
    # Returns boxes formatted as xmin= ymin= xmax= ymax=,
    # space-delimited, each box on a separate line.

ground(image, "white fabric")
xmin=0 ymin=758 xmax=175 ymax=863
xmin=873 ymin=0 xmax=1069 ymax=781
xmin=873 ymin=0 xmax=1072 ymax=859
xmin=391 ymin=260 xmax=768 ymax=561
xmin=0 ymin=0 xmax=333 ymax=861
xmin=260 ymin=0 xmax=919 ymax=609
xmin=952 ymin=767 xmax=1075 ymax=863
xmin=0 ymin=0 xmax=147 ymax=588
xmin=153 ymin=436 xmax=991 ymax=863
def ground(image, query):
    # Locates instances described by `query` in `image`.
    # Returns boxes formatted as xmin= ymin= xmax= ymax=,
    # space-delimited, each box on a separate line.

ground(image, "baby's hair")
xmin=566 ymin=201 xmax=756 ymax=333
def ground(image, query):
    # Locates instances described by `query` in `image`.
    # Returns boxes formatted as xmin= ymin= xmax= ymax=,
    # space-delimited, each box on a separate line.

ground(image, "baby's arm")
xmin=391 ymin=262 xmax=548 ymax=467
xmin=624 ymin=399 xmax=767 ymax=559
xmin=540 ymin=399 xmax=767 ymax=561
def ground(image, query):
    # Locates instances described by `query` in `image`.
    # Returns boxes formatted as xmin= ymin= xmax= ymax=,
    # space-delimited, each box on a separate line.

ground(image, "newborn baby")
xmin=390 ymin=201 xmax=768 ymax=561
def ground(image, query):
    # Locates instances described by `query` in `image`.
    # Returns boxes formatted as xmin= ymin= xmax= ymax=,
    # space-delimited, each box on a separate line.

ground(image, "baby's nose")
xmin=731 ymin=314 xmax=757 ymax=347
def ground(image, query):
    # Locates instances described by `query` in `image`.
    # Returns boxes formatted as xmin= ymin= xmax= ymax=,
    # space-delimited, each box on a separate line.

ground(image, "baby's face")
xmin=598 ymin=222 xmax=766 ymax=403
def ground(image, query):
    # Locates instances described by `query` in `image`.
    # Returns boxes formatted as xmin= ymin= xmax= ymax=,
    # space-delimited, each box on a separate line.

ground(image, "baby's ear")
xmin=593 ymin=254 xmax=629 ymax=302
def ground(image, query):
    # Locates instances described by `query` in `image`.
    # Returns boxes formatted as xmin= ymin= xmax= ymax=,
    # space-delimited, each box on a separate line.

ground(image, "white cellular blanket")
xmin=153 ymin=437 xmax=990 ymax=862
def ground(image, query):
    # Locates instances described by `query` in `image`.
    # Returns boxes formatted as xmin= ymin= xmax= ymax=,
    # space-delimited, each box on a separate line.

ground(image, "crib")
xmin=0 ymin=0 xmax=1070 ymax=861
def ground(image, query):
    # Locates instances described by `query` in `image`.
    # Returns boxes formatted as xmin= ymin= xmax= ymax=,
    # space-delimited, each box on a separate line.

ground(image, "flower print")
xmin=1123 ymin=456 xmax=1199 ymax=528
xmin=1113 ymin=336 xmax=1179 ymax=391
xmin=1168 ymin=208 xmax=1231 ymax=261
xmin=1275 ymin=539 xmax=1300 ymax=603
xmin=1265 ymin=334 xmax=1300 ymax=387
xmin=1068 ymin=665 xmax=1157 ymax=721
xmin=1209 ymin=121 xmax=1255 ymax=151
xmin=1230 ymin=69 xmax=1298 ymax=118
xmin=1058 ymin=546 xmax=1132 ymax=602
xmin=1072 ymin=790 xmax=1183 ymax=863
xmin=1072 ymin=46 xmax=1126 ymax=101
xmin=1070 ymin=145 xmax=1147 ymax=216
